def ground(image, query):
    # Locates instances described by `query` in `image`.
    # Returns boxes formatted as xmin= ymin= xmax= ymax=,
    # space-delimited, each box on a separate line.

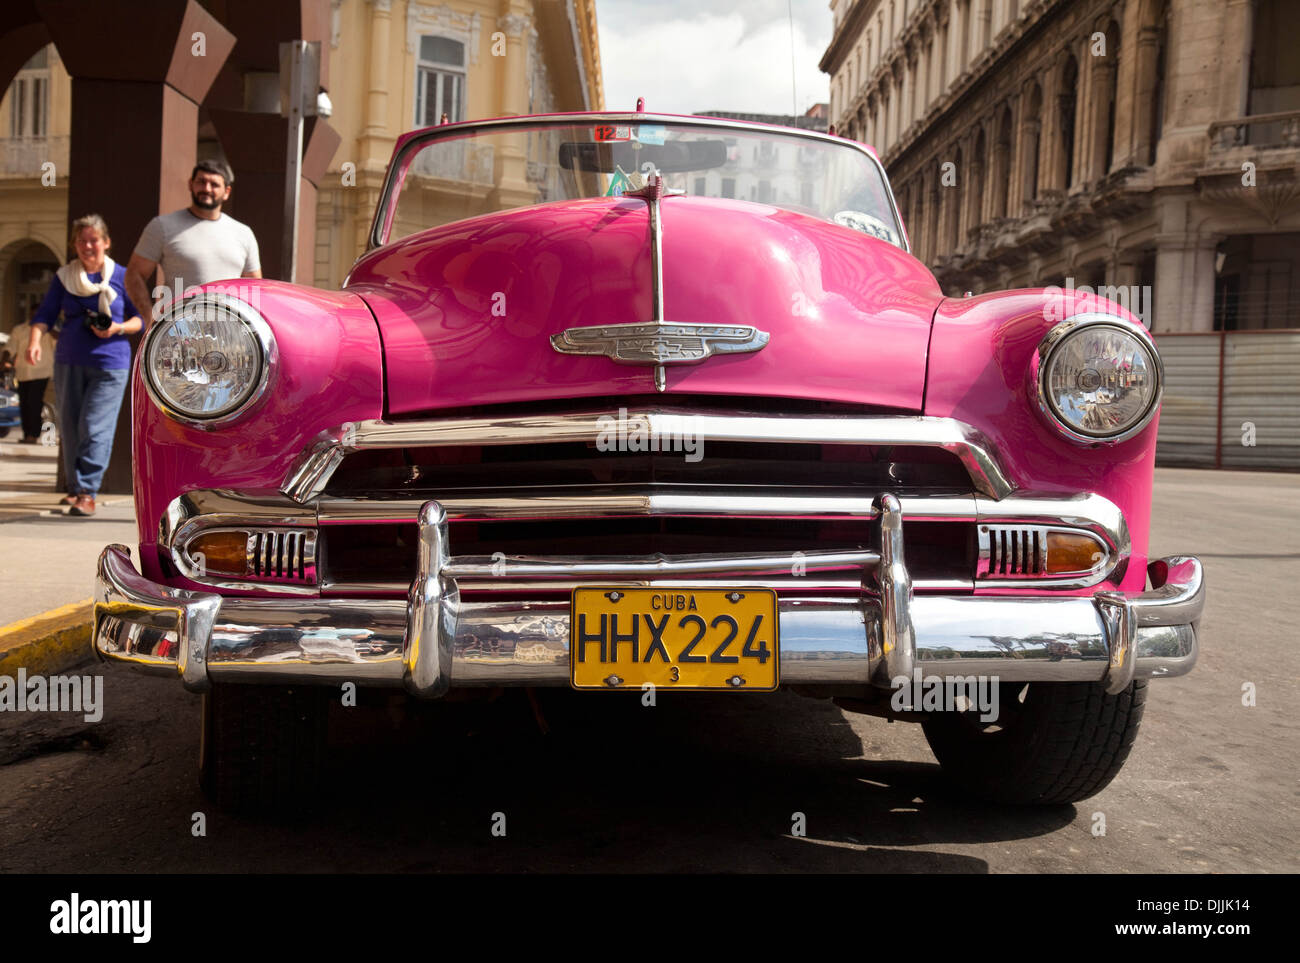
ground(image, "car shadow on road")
xmin=268 ymin=686 xmax=1077 ymax=872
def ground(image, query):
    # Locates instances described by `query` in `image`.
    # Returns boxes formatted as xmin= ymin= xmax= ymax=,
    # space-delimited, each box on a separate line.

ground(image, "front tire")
xmin=921 ymin=679 xmax=1147 ymax=805
xmin=199 ymin=683 xmax=329 ymax=814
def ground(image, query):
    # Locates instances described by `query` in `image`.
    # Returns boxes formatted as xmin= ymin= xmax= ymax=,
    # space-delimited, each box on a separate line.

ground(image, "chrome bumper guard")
xmin=93 ymin=497 xmax=1203 ymax=696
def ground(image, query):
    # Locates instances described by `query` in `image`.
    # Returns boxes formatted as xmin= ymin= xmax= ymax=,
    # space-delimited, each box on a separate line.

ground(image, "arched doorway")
xmin=0 ymin=239 xmax=60 ymax=441
xmin=1 ymin=239 xmax=60 ymax=338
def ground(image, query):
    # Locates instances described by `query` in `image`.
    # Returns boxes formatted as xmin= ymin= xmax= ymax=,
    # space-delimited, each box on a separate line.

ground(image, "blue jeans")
xmin=53 ymin=364 xmax=129 ymax=496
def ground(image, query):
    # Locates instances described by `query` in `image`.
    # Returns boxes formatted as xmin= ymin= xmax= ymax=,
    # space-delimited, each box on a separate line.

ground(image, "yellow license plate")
xmin=570 ymin=587 xmax=779 ymax=691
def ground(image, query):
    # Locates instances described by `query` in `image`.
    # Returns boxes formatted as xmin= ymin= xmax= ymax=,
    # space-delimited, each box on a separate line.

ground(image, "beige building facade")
xmin=822 ymin=0 xmax=1300 ymax=332
xmin=313 ymin=0 xmax=603 ymax=288
xmin=0 ymin=0 xmax=602 ymax=337
xmin=0 ymin=43 xmax=71 ymax=341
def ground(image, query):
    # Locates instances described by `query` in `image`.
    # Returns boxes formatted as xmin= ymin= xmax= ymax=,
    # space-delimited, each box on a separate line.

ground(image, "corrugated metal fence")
xmin=1156 ymin=329 xmax=1300 ymax=470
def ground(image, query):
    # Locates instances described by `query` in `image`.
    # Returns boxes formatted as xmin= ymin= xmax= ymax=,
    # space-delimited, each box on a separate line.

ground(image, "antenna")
xmin=788 ymin=0 xmax=798 ymax=117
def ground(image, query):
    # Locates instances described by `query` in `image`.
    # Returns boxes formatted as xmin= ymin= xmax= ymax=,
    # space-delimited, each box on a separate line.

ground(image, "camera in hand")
xmin=87 ymin=311 xmax=113 ymax=332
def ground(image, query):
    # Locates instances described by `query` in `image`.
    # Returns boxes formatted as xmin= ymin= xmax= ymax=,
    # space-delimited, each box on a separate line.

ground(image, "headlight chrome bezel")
xmin=142 ymin=293 xmax=277 ymax=429
xmin=1031 ymin=313 xmax=1163 ymax=445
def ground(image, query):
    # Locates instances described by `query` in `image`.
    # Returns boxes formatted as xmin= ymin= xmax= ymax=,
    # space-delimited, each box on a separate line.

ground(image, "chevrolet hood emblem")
xmin=551 ymin=322 xmax=769 ymax=364
xmin=551 ymin=322 xmax=770 ymax=390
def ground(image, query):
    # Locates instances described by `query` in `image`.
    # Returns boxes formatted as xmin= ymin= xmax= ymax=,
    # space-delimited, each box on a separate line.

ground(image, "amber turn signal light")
xmin=1046 ymin=532 xmax=1104 ymax=574
xmin=188 ymin=531 xmax=250 ymax=576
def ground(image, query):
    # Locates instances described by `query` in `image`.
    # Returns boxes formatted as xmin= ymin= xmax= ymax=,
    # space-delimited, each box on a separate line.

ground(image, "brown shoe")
xmin=69 ymin=494 xmax=96 ymax=516
xmin=62 ymin=493 xmax=78 ymax=506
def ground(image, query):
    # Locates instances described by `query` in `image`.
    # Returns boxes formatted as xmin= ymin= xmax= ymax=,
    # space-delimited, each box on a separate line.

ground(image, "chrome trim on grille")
xmin=165 ymin=495 xmax=321 ymax=594
xmin=441 ymin=548 xmax=877 ymax=579
xmin=162 ymin=487 xmax=1128 ymax=593
xmin=327 ymin=576 xmax=976 ymax=594
xmin=315 ymin=491 xmax=966 ymax=521
xmin=246 ymin=529 xmax=317 ymax=583
xmin=278 ymin=411 xmax=1015 ymax=503
xmin=973 ymin=491 xmax=1129 ymax=587
xmin=174 ymin=525 xmax=318 ymax=590
xmin=976 ymin=523 xmax=1110 ymax=587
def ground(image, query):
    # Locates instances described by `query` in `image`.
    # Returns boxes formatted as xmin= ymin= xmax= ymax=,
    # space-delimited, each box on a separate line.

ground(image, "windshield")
xmin=376 ymin=116 xmax=904 ymax=249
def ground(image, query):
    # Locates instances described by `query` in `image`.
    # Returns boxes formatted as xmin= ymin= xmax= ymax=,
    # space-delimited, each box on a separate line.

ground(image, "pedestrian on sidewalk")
xmin=10 ymin=319 xmax=56 ymax=443
xmin=25 ymin=214 xmax=143 ymax=516
xmin=125 ymin=159 xmax=261 ymax=326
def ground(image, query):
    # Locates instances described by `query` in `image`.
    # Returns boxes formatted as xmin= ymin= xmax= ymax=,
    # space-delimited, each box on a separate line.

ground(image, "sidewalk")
xmin=0 ymin=436 xmax=135 ymax=626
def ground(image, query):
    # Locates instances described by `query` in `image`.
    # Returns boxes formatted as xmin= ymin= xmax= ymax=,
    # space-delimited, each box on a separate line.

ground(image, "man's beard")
xmin=191 ymin=191 xmax=220 ymax=210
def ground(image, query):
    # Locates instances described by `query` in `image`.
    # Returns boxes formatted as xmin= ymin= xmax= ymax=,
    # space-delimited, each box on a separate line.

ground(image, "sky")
xmin=595 ymin=0 xmax=833 ymax=117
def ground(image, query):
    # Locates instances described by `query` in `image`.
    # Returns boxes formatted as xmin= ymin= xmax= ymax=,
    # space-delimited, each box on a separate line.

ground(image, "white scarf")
xmin=56 ymin=256 xmax=118 ymax=317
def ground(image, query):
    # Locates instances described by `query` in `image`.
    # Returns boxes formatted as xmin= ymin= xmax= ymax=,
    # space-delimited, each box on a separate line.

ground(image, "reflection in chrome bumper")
xmin=94 ymin=499 xmax=1203 ymax=696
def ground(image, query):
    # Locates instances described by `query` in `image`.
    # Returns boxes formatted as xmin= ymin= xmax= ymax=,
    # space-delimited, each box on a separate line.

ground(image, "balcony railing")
xmin=1208 ymin=110 xmax=1300 ymax=150
xmin=0 ymin=135 xmax=68 ymax=176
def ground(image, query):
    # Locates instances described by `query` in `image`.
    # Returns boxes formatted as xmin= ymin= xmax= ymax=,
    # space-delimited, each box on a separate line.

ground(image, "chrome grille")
xmin=248 ymin=529 xmax=315 ymax=583
xmin=978 ymin=525 xmax=1048 ymax=578
xmin=281 ymin=407 xmax=1016 ymax=502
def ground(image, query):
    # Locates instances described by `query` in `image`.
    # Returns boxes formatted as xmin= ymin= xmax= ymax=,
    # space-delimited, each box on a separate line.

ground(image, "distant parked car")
xmin=91 ymin=111 xmax=1205 ymax=811
xmin=0 ymin=388 xmax=20 ymax=439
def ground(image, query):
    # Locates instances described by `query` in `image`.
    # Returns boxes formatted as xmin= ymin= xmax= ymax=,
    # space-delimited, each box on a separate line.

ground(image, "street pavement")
xmin=0 ymin=437 xmax=136 ymax=624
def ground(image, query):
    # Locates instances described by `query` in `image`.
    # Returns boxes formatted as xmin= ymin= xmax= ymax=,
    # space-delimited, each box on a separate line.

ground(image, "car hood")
xmin=345 ymin=196 xmax=941 ymax=415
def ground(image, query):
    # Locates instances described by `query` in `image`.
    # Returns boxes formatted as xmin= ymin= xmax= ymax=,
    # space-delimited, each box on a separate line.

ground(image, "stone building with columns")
xmin=822 ymin=0 xmax=1300 ymax=332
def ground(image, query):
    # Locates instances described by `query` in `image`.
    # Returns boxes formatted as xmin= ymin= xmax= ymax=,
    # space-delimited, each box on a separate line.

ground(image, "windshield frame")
xmin=366 ymin=112 xmax=908 ymax=254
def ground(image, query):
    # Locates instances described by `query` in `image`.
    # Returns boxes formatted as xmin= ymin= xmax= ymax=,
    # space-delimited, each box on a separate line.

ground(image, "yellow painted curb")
xmin=0 ymin=598 xmax=95 ymax=677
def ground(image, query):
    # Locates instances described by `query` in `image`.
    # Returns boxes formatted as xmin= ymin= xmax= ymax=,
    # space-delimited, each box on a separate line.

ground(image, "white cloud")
xmin=598 ymin=12 xmax=830 ymax=117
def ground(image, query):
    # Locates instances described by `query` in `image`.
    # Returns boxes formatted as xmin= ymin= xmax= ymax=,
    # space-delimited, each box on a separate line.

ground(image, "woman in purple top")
xmin=25 ymin=214 xmax=143 ymax=516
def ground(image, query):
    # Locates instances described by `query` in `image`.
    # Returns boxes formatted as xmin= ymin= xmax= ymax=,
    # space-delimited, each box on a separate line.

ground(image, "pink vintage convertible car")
xmin=92 ymin=112 xmax=1203 ymax=810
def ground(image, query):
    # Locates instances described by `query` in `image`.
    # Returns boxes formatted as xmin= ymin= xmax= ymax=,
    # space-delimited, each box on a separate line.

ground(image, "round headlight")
xmin=143 ymin=294 xmax=275 ymax=426
xmin=1034 ymin=315 xmax=1162 ymax=443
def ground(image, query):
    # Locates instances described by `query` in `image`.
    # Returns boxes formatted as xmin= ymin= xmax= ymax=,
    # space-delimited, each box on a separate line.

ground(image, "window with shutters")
xmin=8 ymin=47 xmax=49 ymax=138
xmin=415 ymin=36 xmax=466 ymax=127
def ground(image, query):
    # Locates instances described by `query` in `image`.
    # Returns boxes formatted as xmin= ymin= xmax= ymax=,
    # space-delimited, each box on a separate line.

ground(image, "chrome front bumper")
xmin=93 ymin=497 xmax=1204 ymax=697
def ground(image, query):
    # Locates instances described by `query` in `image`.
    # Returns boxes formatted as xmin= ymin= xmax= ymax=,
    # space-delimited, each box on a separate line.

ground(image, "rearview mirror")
xmin=559 ymin=139 xmax=728 ymax=174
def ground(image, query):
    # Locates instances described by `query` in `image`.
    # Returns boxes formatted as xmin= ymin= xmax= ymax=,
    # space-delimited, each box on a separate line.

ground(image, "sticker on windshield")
xmin=833 ymin=210 xmax=902 ymax=247
xmin=636 ymin=124 xmax=666 ymax=146
xmin=606 ymin=165 xmax=645 ymax=197
xmin=594 ymin=124 xmax=632 ymax=142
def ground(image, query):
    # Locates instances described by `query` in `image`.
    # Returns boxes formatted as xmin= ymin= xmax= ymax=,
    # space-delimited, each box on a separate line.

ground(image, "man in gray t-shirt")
xmin=127 ymin=159 xmax=262 ymax=328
